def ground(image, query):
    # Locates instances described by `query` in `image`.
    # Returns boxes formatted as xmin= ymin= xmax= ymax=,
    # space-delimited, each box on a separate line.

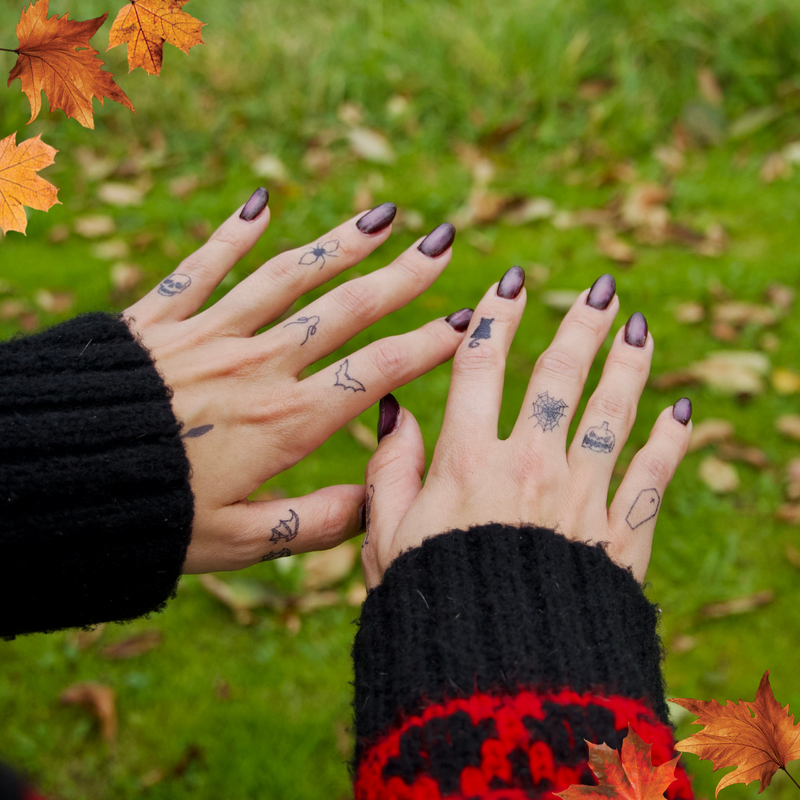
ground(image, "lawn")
xmin=2 ymin=0 xmax=800 ymax=797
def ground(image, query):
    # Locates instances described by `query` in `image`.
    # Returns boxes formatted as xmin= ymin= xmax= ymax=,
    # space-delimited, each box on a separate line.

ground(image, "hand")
xmin=360 ymin=268 xmax=693 ymax=588
xmin=123 ymin=189 xmax=470 ymax=573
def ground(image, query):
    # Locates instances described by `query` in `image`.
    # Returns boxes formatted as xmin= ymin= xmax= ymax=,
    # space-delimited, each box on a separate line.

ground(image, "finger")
xmin=567 ymin=319 xmax=654 ymax=481
xmin=267 ymin=225 xmax=457 ymax=372
xmin=511 ymin=275 xmax=621 ymax=448
xmin=182 ymin=484 xmax=365 ymax=573
xmin=438 ymin=266 xmax=527 ymax=442
xmin=607 ymin=399 xmax=693 ymax=582
xmin=361 ymin=397 xmax=426 ymax=589
xmin=130 ymin=188 xmax=271 ymax=324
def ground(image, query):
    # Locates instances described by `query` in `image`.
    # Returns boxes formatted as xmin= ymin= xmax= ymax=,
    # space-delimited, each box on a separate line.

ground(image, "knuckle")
xmin=209 ymin=225 xmax=243 ymax=251
xmin=605 ymin=352 xmax=650 ymax=380
xmin=642 ymin=452 xmax=674 ymax=485
xmin=393 ymin=253 xmax=431 ymax=284
xmin=369 ymin=444 xmax=408 ymax=478
xmin=453 ymin=342 xmax=503 ymax=375
xmin=509 ymin=446 xmax=545 ymax=484
xmin=335 ymin=281 xmax=380 ymax=324
xmin=319 ymin=496 xmax=354 ymax=538
xmin=265 ymin=254 xmax=299 ymax=287
xmin=534 ymin=349 xmax=583 ymax=382
xmin=592 ymin=394 xmax=635 ymax=426
xmin=569 ymin=311 xmax=605 ymax=339
xmin=372 ymin=339 xmax=412 ymax=383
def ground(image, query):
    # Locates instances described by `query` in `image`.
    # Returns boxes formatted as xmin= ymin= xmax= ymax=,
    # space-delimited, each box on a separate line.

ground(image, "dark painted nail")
xmin=445 ymin=308 xmax=474 ymax=332
xmin=239 ymin=187 xmax=269 ymax=221
xmin=497 ymin=265 xmax=525 ymax=300
xmin=356 ymin=202 xmax=397 ymax=234
xmin=624 ymin=312 xmax=648 ymax=347
xmin=673 ymin=397 xmax=692 ymax=425
xmin=587 ymin=274 xmax=616 ymax=310
xmin=377 ymin=394 xmax=401 ymax=442
xmin=418 ymin=223 xmax=456 ymax=258
xmin=357 ymin=502 xmax=367 ymax=532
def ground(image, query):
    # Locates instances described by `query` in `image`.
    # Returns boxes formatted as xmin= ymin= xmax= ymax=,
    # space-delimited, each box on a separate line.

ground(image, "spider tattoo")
xmin=529 ymin=391 xmax=568 ymax=432
xmin=299 ymin=240 xmax=340 ymax=269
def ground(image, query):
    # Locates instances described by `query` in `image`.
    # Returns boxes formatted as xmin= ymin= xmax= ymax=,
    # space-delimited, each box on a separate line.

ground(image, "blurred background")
xmin=2 ymin=0 xmax=800 ymax=797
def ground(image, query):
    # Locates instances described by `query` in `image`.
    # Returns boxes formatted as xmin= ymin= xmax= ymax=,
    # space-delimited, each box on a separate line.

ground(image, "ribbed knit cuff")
xmin=353 ymin=525 xmax=668 ymax=751
xmin=0 ymin=313 xmax=194 ymax=638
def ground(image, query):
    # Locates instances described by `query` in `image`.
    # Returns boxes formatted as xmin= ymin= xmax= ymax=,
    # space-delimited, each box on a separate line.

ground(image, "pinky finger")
xmin=608 ymin=398 xmax=692 ymax=582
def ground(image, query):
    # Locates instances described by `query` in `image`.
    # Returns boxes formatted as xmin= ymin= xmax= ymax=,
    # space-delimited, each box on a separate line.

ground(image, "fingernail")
xmin=239 ymin=187 xmax=269 ymax=221
xmin=445 ymin=308 xmax=474 ymax=332
xmin=624 ymin=312 xmax=648 ymax=347
xmin=587 ymin=274 xmax=616 ymax=310
xmin=377 ymin=393 xmax=401 ymax=442
xmin=356 ymin=202 xmax=397 ymax=234
xmin=673 ymin=397 xmax=692 ymax=425
xmin=497 ymin=265 xmax=525 ymax=300
xmin=418 ymin=223 xmax=456 ymax=258
xmin=358 ymin=502 xmax=367 ymax=532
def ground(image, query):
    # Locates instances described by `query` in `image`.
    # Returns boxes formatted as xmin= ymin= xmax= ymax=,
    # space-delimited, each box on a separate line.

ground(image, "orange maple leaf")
xmin=108 ymin=0 xmax=205 ymax=76
xmin=555 ymin=728 xmax=680 ymax=800
xmin=672 ymin=671 xmax=800 ymax=796
xmin=0 ymin=132 xmax=59 ymax=235
xmin=7 ymin=0 xmax=134 ymax=130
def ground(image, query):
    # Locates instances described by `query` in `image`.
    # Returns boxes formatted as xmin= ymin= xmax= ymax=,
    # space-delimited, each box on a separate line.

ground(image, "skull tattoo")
xmin=158 ymin=274 xmax=192 ymax=297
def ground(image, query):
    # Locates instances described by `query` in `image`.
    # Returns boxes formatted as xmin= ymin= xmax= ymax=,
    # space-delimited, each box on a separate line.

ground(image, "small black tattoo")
xmin=530 ymin=391 xmax=568 ymax=432
xmin=261 ymin=548 xmax=291 ymax=562
xmin=581 ymin=421 xmax=615 ymax=453
xmin=334 ymin=358 xmax=366 ymax=392
xmin=625 ymin=488 xmax=661 ymax=530
xmin=299 ymin=240 xmax=340 ymax=269
xmin=284 ymin=315 xmax=320 ymax=345
xmin=361 ymin=484 xmax=375 ymax=549
xmin=469 ymin=317 xmax=494 ymax=348
xmin=158 ymin=273 xmax=192 ymax=296
xmin=180 ymin=424 xmax=215 ymax=439
xmin=270 ymin=509 xmax=300 ymax=543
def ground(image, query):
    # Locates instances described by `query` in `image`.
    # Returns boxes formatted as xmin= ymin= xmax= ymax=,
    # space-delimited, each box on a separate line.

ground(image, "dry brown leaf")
xmin=716 ymin=442 xmax=769 ymax=470
xmin=0 ymin=299 xmax=28 ymax=322
xmin=92 ymin=239 xmax=130 ymax=260
xmin=98 ymin=182 xmax=146 ymax=207
xmin=654 ymin=144 xmax=685 ymax=174
xmin=765 ymin=283 xmax=795 ymax=312
xmin=394 ymin=208 xmax=425 ymax=232
xmin=302 ymin=542 xmax=356 ymax=591
xmin=670 ymin=634 xmax=698 ymax=655
xmin=760 ymin=153 xmax=791 ymax=183
xmin=785 ymin=544 xmax=800 ymax=569
xmin=697 ymin=67 xmax=724 ymax=106
xmin=252 ymin=154 xmax=289 ymax=184
xmin=110 ymin=263 xmax=145 ymax=292
xmin=337 ymin=101 xmax=364 ymax=126
xmin=74 ymin=215 xmax=115 ymax=238
xmin=688 ymin=351 xmax=769 ymax=396
xmin=60 ymin=682 xmax=117 ymax=743
xmin=786 ymin=459 xmax=800 ymax=501
xmin=48 ymin=223 xmax=69 ymax=243
xmin=502 ymin=197 xmax=556 ymax=226
xmin=597 ymin=229 xmax=635 ymax=263
xmin=694 ymin=223 xmax=727 ymax=258
xmin=622 ymin=183 xmax=671 ymax=242
xmin=777 ymin=505 xmax=800 ymax=525
xmin=108 ymin=0 xmax=205 ymax=76
xmin=759 ymin=332 xmax=781 ymax=352
xmin=347 ymin=420 xmax=377 ymax=452
xmin=452 ymin=187 xmax=510 ymax=228
xmin=198 ymin=574 xmax=285 ymax=624
xmin=75 ymin=147 xmax=117 ymax=182
xmin=34 ymin=290 xmax=73 ymax=314
xmin=168 ymin=175 xmax=200 ymax=199
xmin=777 ymin=415 xmax=800 ymax=442
xmin=688 ymin=419 xmax=734 ymax=452
xmin=101 ymin=630 xmax=162 ymax=659
xmin=772 ymin=368 xmax=800 ymax=395
xmin=713 ymin=302 xmax=777 ymax=327
xmin=70 ymin=623 xmax=106 ymax=650
xmin=295 ymin=590 xmax=340 ymax=613
xmin=302 ymin=146 xmax=333 ymax=176
xmin=699 ymin=456 xmax=740 ymax=494
xmin=674 ymin=302 xmax=705 ymax=324
xmin=348 ymin=128 xmax=395 ymax=164
xmin=700 ymin=589 xmax=774 ymax=619
xmin=710 ymin=322 xmax=738 ymax=343
xmin=541 ymin=290 xmax=581 ymax=312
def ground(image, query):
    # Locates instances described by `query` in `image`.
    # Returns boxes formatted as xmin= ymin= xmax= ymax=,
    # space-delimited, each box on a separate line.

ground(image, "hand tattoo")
xmin=334 ymin=359 xmax=366 ymax=392
xmin=581 ymin=421 xmax=615 ymax=453
xmin=284 ymin=315 xmax=320 ymax=345
xmin=270 ymin=509 xmax=300 ymax=543
xmin=530 ymin=391 xmax=568 ymax=432
xmin=625 ymin=488 xmax=661 ymax=530
xmin=180 ymin=424 xmax=214 ymax=440
xmin=261 ymin=548 xmax=291 ymax=562
xmin=299 ymin=240 xmax=340 ymax=269
xmin=158 ymin=274 xmax=192 ymax=296
xmin=469 ymin=317 xmax=494 ymax=348
xmin=361 ymin=484 xmax=375 ymax=549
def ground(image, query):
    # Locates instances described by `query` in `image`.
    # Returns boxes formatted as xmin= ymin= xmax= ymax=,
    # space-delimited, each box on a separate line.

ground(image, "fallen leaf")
xmin=452 ymin=186 xmax=510 ymax=228
xmin=713 ymin=302 xmax=777 ymax=327
xmin=730 ymin=106 xmax=781 ymax=140
xmin=765 ymin=284 xmax=795 ymax=312
xmin=302 ymin=145 xmax=333 ymax=176
xmin=60 ymin=682 xmax=117 ymax=743
xmin=688 ymin=351 xmax=769 ymax=396
xmin=772 ymin=369 xmax=800 ymax=395
xmin=697 ymin=67 xmax=724 ymax=106
xmin=295 ymin=590 xmax=340 ymax=613
xmin=92 ymin=239 xmax=130 ymax=260
xmin=108 ymin=0 xmax=206 ymax=76
xmin=70 ymin=623 xmax=106 ymax=650
xmin=252 ymin=154 xmax=289 ymax=184
xmin=578 ymin=78 xmax=614 ymax=99
xmin=75 ymin=147 xmax=117 ymax=182
xmin=786 ymin=459 xmax=800 ymax=501
xmin=34 ymin=290 xmax=73 ymax=314
xmin=710 ymin=321 xmax=738 ymax=343
xmin=337 ymin=101 xmax=364 ymax=126
xmin=502 ymin=197 xmax=556 ymax=225
xmin=555 ymin=727 xmax=679 ymax=800
xmin=682 ymin=100 xmax=725 ymax=146
xmin=198 ymin=574 xmax=285 ymax=624
xmin=674 ymin=302 xmax=705 ymax=324
xmin=760 ymin=153 xmax=791 ymax=183
xmin=347 ymin=128 xmax=395 ymax=164
xmin=622 ymin=183 xmax=671 ymax=242
xmin=670 ymin=634 xmax=698 ymax=655
xmin=597 ymin=229 xmax=635 ymax=264
xmin=98 ymin=182 xmax=145 ymax=207
xmin=542 ymin=290 xmax=581 ymax=312
xmin=48 ymin=223 xmax=69 ymax=243
xmin=777 ymin=505 xmax=800 ymax=525
xmin=759 ymin=332 xmax=780 ymax=353
xmin=347 ymin=420 xmax=377 ymax=452
xmin=716 ymin=442 xmax=769 ymax=470
xmin=101 ymin=630 xmax=161 ymax=659
xmin=74 ymin=215 xmax=115 ymax=238
xmin=393 ymin=208 xmax=425 ymax=232
xmin=672 ymin=670 xmax=799 ymax=796
xmin=0 ymin=133 xmax=59 ymax=235
xmin=777 ymin=415 xmax=800 ymax=442
xmin=0 ymin=299 xmax=28 ymax=321
xmin=699 ymin=456 xmax=740 ymax=494
xmin=168 ymin=174 xmax=200 ymax=198
xmin=302 ymin=542 xmax=356 ymax=591
xmin=9 ymin=0 xmax=134 ymax=129
xmin=786 ymin=544 xmax=800 ymax=569
xmin=700 ymin=589 xmax=774 ymax=619
xmin=688 ymin=419 xmax=734 ymax=452
xmin=693 ymin=223 xmax=727 ymax=258
xmin=346 ymin=582 xmax=368 ymax=606
xmin=110 ymin=263 xmax=145 ymax=293
xmin=654 ymin=145 xmax=685 ymax=175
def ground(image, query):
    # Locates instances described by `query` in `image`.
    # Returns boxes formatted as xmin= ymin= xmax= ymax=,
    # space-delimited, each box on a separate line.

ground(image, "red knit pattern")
xmin=355 ymin=690 xmax=694 ymax=800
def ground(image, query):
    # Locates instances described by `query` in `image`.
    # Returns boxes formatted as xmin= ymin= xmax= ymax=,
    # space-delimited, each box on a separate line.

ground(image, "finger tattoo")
xmin=158 ymin=273 xmax=192 ymax=296
xmin=261 ymin=548 xmax=291 ymax=562
xmin=530 ymin=391 xmax=568 ymax=432
xmin=468 ymin=317 xmax=494 ymax=348
xmin=361 ymin=484 xmax=375 ymax=549
xmin=180 ymin=424 xmax=214 ymax=439
xmin=284 ymin=315 xmax=320 ymax=345
xmin=581 ymin=421 xmax=616 ymax=453
xmin=334 ymin=359 xmax=366 ymax=392
xmin=270 ymin=509 xmax=300 ymax=543
xmin=299 ymin=240 xmax=340 ymax=269
xmin=625 ymin=488 xmax=661 ymax=530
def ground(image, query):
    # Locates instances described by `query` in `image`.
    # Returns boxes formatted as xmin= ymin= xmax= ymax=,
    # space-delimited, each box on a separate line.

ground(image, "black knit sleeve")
xmin=351 ymin=525 xmax=695 ymax=800
xmin=0 ymin=313 xmax=194 ymax=639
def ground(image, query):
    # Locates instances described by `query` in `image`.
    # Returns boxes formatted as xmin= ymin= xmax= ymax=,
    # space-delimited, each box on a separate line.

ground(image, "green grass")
xmin=2 ymin=0 xmax=800 ymax=797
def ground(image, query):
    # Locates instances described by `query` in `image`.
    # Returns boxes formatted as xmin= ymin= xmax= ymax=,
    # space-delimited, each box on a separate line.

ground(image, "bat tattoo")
xmin=361 ymin=484 xmax=375 ymax=549
xmin=261 ymin=548 xmax=291 ymax=562
xmin=469 ymin=317 xmax=494 ymax=348
xmin=180 ymin=424 xmax=214 ymax=440
xmin=334 ymin=359 xmax=366 ymax=392
xmin=625 ymin=488 xmax=661 ymax=530
xmin=530 ymin=391 xmax=568 ymax=432
xmin=270 ymin=509 xmax=300 ymax=543
xmin=284 ymin=315 xmax=320 ymax=345
xmin=581 ymin=421 xmax=616 ymax=453
xmin=158 ymin=273 xmax=192 ymax=296
xmin=299 ymin=240 xmax=340 ymax=269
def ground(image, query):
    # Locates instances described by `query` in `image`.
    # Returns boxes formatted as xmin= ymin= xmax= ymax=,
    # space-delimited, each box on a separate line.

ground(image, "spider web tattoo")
xmin=529 ymin=391 xmax=568 ymax=432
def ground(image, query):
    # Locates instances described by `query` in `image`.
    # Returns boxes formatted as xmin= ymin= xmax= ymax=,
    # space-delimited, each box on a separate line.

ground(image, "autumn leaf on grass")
xmin=0 ymin=132 xmax=59 ymax=235
xmin=672 ymin=671 xmax=800 ymax=796
xmin=108 ymin=0 xmax=205 ymax=76
xmin=556 ymin=728 xmax=679 ymax=800
xmin=7 ymin=0 xmax=134 ymax=130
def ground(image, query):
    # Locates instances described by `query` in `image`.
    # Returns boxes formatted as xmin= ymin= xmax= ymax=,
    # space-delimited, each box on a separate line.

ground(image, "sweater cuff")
xmin=353 ymin=525 xmax=668 ymax=748
xmin=0 ymin=313 xmax=194 ymax=638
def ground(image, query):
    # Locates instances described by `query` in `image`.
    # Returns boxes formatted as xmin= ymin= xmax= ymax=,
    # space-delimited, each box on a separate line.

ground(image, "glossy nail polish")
xmin=587 ymin=274 xmax=616 ymax=310
xmin=673 ymin=397 xmax=692 ymax=425
xmin=445 ymin=308 xmax=474 ymax=332
xmin=239 ymin=187 xmax=269 ymax=221
xmin=377 ymin=394 xmax=401 ymax=442
xmin=357 ymin=502 xmax=367 ymax=532
xmin=356 ymin=202 xmax=397 ymax=234
xmin=624 ymin=312 xmax=648 ymax=347
xmin=418 ymin=223 xmax=456 ymax=257
xmin=497 ymin=265 xmax=525 ymax=299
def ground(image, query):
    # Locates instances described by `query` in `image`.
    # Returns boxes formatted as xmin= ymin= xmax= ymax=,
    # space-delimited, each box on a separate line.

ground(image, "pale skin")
xmin=123 ymin=194 xmax=465 ymax=573
xmin=361 ymin=271 xmax=693 ymax=589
